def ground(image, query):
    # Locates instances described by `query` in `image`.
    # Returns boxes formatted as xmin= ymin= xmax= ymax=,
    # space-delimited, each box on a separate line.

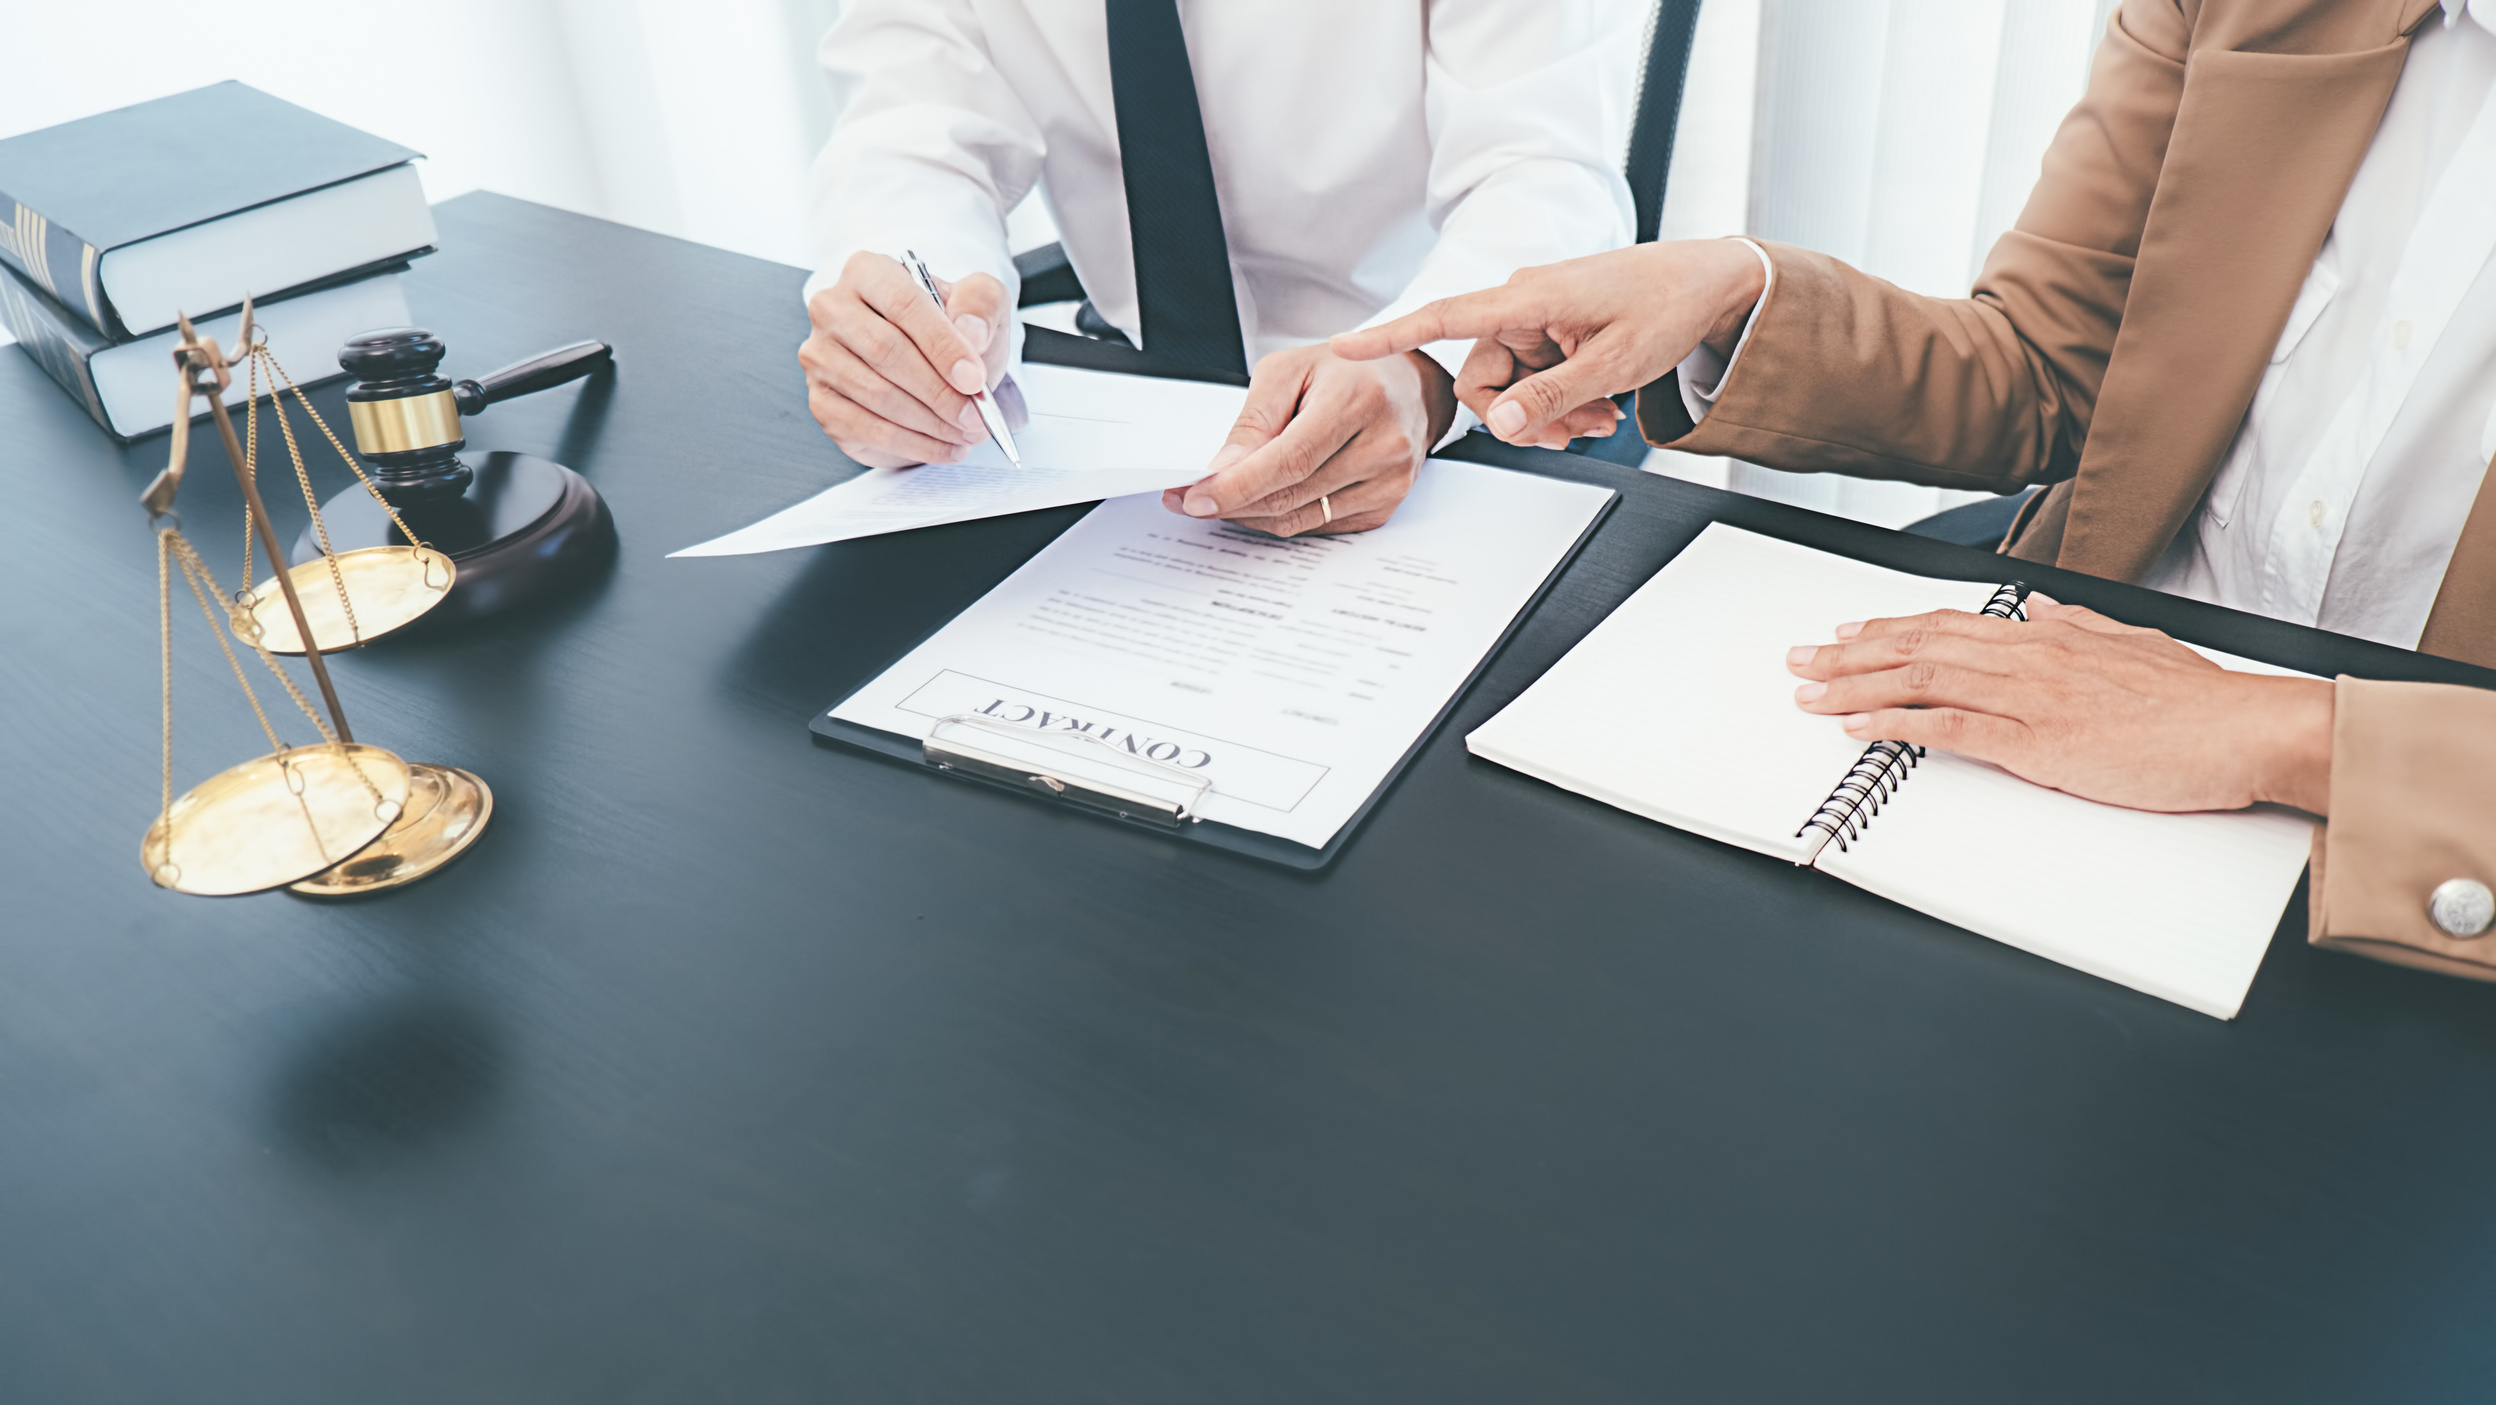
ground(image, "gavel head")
xmin=341 ymin=327 xmax=470 ymax=500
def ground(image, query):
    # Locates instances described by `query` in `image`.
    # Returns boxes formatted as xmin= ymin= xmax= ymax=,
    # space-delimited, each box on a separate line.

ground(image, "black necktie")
xmin=1105 ymin=0 xmax=1247 ymax=376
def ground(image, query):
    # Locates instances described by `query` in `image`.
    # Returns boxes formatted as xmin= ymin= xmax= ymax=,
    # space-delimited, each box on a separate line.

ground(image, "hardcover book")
xmin=0 ymin=82 xmax=435 ymax=339
xmin=0 ymin=259 xmax=411 ymax=441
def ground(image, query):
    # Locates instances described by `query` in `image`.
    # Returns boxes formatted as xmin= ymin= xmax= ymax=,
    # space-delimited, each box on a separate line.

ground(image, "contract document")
xmin=674 ymin=364 xmax=1250 ymax=557
xmin=816 ymin=458 xmax=1615 ymax=857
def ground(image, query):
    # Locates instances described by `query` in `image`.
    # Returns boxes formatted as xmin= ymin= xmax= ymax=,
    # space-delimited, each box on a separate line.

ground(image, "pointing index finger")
xmin=1330 ymin=290 xmax=1520 ymax=362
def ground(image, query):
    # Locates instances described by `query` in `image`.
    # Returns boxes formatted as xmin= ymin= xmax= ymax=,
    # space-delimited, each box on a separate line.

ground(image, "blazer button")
xmin=2428 ymin=879 xmax=2495 ymax=939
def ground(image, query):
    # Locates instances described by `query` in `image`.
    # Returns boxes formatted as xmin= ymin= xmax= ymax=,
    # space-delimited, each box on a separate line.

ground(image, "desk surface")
xmin=7 ymin=194 xmax=2495 ymax=1404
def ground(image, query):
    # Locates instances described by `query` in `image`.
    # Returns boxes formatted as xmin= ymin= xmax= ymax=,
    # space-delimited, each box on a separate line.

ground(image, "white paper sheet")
xmin=826 ymin=458 xmax=1614 ymax=850
xmin=672 ymin=363 xmax=1251 ymax=557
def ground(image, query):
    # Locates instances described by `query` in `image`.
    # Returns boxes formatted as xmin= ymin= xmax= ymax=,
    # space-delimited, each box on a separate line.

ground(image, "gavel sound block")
xmin=292 ymin=328 xmax=617 ymax=622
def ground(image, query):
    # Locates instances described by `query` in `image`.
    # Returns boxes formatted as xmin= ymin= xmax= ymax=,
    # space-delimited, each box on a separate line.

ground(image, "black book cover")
xmin=0 ymin=82 xmax=420 ymax=337
xmin=0 ymin=260 xmax=108 ymax=430
xmin=0 ymin=257 xmax=409 ymax=441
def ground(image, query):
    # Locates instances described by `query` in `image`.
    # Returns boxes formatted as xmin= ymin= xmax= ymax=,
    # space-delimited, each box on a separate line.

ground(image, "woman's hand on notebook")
xmin=1326 ymin=239 xmax=1767 ymax=449
xmin=1783 ymin=598 xmax=2336 ymax=816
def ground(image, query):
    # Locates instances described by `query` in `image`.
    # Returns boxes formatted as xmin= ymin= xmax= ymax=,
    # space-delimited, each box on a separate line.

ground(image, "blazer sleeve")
xmin=2308 ymin=677 xmax=2496 ymax=979
xmin=1635 ymin=1 xmax=2192 ymax=492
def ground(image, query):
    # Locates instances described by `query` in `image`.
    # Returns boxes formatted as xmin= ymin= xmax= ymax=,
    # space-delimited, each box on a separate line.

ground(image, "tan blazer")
xmin=1643 ymin=0 xmax=2496 ymax=981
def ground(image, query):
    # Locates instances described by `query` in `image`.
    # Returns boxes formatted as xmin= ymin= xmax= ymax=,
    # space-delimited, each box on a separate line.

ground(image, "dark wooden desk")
xmin=7 ymin=194 xmax=2494 ymax=1404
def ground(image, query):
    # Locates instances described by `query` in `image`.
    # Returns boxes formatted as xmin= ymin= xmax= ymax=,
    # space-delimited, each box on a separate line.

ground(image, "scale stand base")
xmin=294 ymin=450 xmax=615 ymax=624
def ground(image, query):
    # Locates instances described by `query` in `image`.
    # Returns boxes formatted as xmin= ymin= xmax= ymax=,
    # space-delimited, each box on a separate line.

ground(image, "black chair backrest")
xmin=1624 ymin=0 xmax=1705 ymax=245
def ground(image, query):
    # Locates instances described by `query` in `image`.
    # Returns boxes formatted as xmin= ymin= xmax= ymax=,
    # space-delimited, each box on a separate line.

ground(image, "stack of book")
xmin=0 ymin=81 xmax=437 ymax=440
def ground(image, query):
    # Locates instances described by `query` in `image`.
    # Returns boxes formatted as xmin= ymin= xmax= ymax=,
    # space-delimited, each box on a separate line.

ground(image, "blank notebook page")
xmin=1817 ymin=754 xmax=2315 ymax=1018
xmin=1467 ymin=524 xmax=1999 ymax=862
xmin=1469 ymin=523 xmax=2319 ymax=1020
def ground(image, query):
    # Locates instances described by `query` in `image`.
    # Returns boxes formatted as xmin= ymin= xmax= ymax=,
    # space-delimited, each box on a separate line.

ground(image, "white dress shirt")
xmin=2142 ymin=0 xmax=2496 ymax=646
xmin=803 ymin=0 xmax=1640 ymax=376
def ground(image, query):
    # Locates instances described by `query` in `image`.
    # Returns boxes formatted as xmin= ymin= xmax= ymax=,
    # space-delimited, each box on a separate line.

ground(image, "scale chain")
xmin=157 ymin=523 xmax=385 ymax=817
xmin=257 ymin=343 xmax=437 ymax=568
xmin=170 ymin=528 xmax=294 ymax=756
xmin=240 ymin=352 xmax=259 ymax=592
xmin=254 ymin=347 xmax=364 ymax=643
xmin=236 ymin=343 xmax=367 ymax=645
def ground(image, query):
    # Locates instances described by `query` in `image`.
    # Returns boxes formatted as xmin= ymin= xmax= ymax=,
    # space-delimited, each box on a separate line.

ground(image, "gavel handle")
xmin=453 ymin=340 xmax=612 ymax=415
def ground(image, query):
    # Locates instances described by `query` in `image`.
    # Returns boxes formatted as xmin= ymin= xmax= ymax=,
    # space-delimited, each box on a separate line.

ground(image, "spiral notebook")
xmin=1468 ymin=524 xmax=2319 ymax=1019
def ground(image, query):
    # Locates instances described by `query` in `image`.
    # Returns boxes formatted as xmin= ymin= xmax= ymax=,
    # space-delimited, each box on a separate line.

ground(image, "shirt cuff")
xmin=1676 ymin=237 xmax=1774 ymax=425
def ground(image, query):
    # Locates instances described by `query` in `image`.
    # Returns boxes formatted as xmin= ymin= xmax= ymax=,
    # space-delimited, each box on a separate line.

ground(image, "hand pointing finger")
xmin=1331 ymin=290 xmax=1526 ymax=362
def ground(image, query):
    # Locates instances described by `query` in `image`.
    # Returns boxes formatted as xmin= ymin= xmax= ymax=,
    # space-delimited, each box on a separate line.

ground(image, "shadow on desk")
xmin=270 ymin=991 xmax=505 ymax=1177
xmin=552 ymin=363 xmax=619 ymax=470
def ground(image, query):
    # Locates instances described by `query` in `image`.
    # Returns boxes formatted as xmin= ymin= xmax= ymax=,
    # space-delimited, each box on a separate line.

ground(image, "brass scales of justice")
xmin=138 ymin=300 xmax=490 ymax=898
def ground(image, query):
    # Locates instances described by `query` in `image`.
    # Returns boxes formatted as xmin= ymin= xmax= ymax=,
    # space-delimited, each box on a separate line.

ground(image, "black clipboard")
xmin=810 ymin=477 xmax=1617 ymax=870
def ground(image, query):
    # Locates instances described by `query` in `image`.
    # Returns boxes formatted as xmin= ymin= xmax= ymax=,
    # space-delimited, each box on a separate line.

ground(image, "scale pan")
xmin=142 ymin=743 xmax=412 ymax=896
xmin=245 ymin=546 xmax=455 ymax=654
xmin=291 ymin=763 xmax=492 ymax=897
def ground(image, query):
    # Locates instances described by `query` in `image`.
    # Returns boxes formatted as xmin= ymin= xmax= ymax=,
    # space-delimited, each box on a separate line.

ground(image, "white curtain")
xmin=1652 ymin=0 xmax=2120 ymax=528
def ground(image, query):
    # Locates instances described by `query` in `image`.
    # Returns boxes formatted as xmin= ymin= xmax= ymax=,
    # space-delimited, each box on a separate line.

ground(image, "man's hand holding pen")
xmin=801 ymin=251 xmax=1015 ymax=469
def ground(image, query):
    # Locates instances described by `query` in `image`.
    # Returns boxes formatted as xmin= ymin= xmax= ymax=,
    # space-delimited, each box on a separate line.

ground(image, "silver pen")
xmin=903 ymin=249 xmax=1022 ymax=468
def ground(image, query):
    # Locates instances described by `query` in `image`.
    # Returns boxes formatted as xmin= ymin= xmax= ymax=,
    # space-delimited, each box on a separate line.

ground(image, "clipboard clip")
xmin=923 ymin=714 xmax=1212 ymax=828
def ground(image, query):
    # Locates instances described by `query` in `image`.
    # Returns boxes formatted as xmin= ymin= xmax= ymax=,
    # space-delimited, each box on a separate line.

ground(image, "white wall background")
xmin=3 ymin=0 xmax=2119 ymax=527
xmin=0 ymin=0 xmax=837 ymax=268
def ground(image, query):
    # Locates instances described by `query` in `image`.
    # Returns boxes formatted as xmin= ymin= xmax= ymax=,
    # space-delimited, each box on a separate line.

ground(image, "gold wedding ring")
xmin=1319 ymin=494 xmax=1333 ymax=525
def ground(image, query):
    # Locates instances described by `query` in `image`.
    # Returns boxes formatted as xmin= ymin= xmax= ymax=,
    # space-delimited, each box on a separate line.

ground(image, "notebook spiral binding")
xmin=1795 ymin=580 xmax=2031 ymax=857
xmin=1797 ymin=740 xmax=1924 ymax=854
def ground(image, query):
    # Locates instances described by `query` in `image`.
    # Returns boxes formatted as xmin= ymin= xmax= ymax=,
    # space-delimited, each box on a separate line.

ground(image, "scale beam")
xmin=171 ymin=314 xmax=354 ymax=744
